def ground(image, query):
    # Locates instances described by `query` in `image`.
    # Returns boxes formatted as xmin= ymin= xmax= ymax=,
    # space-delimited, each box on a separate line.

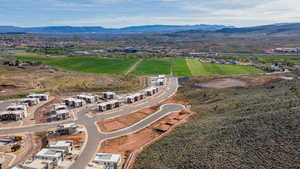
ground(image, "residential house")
xmin=98 ymin=100 xmax=121 ymax=112
xmin=47 ymin=140 xmax=73 ymax=153
xmin=92 ymin=153 xmax=121 ymax=169
xmin=63 ymin=98 xmax=85 ymax=108
xmin=55 ymin=110 xmax=70 ymax=120
xmin=56 ymin=123 xmax=77 ymax=136
xmin=19 ymin=98 xmax=40 ymax=107
xmin=102 ymin=92 xmax=117 ymax=100
xmin=0 ymin=111 xmax=26 ymax=121
xmin=77 ymin=94 xmax=97 ymax=104
xmin=27 ymin=93 xmax=49 ymax=101
xmin=34 ymin=148 xmax=64 ymax=164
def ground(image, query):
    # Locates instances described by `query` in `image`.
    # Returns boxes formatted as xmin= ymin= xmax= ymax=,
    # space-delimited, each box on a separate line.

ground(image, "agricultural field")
xmin=171 ymin=58 xmax=192 ymax=76
xmin=133 ymin=77 xmax=300 ymax=169
xmin=15 ymin=56 xmax=138 ymax=75
xmin=13 ymin=56 xmax=264 ymax=76
xmin=186 ymin=59 xmax=264 ymax=76
xmin=216 ymin=53 xmax=300 ymax=64
xmin=131 ymin=59 xmax=170 ymax=75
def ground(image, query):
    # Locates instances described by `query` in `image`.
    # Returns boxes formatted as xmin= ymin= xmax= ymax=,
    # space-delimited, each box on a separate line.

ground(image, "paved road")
xmin=104 ymin=103 xmax=185 ymax=138
xmin=0 ymin=77 xmax=184 ymax=169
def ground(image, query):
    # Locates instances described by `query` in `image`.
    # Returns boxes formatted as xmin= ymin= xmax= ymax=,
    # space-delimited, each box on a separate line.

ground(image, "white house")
xmin=77 ymin=94 xmax=97 ymax=104
xmin=63 ymin=98 xmax=85 ymax=108
xmin=47 ymin=140 xmax=73 ymax=153
xmin=55 ymin=110 xmax=70 ymax=120
xmin=98 ymin=100 xmax=121 ymax=112
xmin=56 ymin=123 xmax=77 ymax=135
xmin=34 ymin=148 xmax=64 ymax=164
xmin=144 ymin=87 xmax=159 ymax=96
xmin=0 ymin=111 xmax=26 ymax=121
xmin=53 ymin=104 xmax=67 ymax=111
xmin=93 ymin=153 xmax=121 ymax=169
xmin=125 ymin=93 xmax=144 ymax=104
xmin=102 ymin=92 xmax=117 ymax=100
xmin=19 ymin=98 xmax=40 ymax=107
xmin=27 ymin=93 xmax=49 ymax=101
xmin=6 ymin=104 xmax=27 ymax=112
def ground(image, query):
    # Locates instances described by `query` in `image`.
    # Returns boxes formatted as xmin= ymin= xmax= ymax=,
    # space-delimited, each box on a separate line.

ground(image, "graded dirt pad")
xmin=197 ymin=78 xmax=248 ymax=88
xmin=48 ymin=131 xmax=85 ymax=146
xmin=97 ymin=106 xmax=158 ymax=132
xmin=99 ymin=110 xmax=191 ymax=167
xmin=97 ymin=96 xmax=189 ymax=132
xmin=193 ymin=75 xmax=281 ymax=89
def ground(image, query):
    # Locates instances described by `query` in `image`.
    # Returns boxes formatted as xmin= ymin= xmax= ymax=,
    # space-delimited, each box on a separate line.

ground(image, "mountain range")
xmin=213 ymin=23 xmax=300 ymax=35
xmin=1 ymin=23 xmax=300 ymax=35
xmin=0 ymin=24 xmax=233 ymax=34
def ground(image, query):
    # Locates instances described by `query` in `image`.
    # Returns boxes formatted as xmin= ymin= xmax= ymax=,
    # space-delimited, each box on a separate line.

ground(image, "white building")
xmin=34 ymin=148 xmax=64 ymax=164
xmin=77 ymin=94 xmax=97 ymax=104
xmin=149 ymin=75 xmax=167 ymax=86
xmin=93 ymin=153 xmax=121 ymax=169
xmin=63 ymin=98 xmax=85 ymax=108
xmin=55 ymin=110 xmax=70 ymax=120
xmin=19 ymin=98 xmax=40 ymax=107
xmin=0 ymin=111 xmax=26 ymax=121
xmin=125 ymin=92 xmax=147 ymax=104
xmin=6 ymin=104 xmax=27 ymax=112
xmin=102 ymin=92 xmax=117 ymax=100
xmin=56 ymin=123 xmax=77 ymax=135
xmin=144 ymin=87 xmax=159 ymax=96
xmin=98 ymin=100 xmax=121 ymax=112
xmin=28 ymin=93 xmax=49 ymax=101
xmin=47 ymin=140 xmax=73 ymax=153
xmin=20 ymin=158 xmax=55 ymax=169
xmin=53 ymin=104 xmax=67 ymax=111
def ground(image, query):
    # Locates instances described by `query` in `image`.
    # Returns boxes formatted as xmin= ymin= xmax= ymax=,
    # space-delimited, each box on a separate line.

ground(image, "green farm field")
xmin=186 ymin=59 xmax=264 ymax=76
xmin=14 ymin=56 xmax=263 ymax=76
xmin=16 ymin=56 xmax=137 ymax=75
xmin=131 ymin=59 xmax=170 ymax=75
xmin=171 ymin=58 xmax=192 ymax=76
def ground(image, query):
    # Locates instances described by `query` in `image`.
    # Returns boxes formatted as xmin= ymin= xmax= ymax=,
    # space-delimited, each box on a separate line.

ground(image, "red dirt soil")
xmin=246 ymin=78 xmax=282 ymax=87
xmin=48 ymin=131 xmax=85 ymax=146
xmin=97 ymin=96 xmax=189 ymax=132
xmin=99 ymin=98 xmax=192 ymax=168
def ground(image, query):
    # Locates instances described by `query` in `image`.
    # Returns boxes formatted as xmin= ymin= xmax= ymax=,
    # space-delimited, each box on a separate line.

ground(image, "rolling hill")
xmin=0 ymin=24 xmax=233 ymax=34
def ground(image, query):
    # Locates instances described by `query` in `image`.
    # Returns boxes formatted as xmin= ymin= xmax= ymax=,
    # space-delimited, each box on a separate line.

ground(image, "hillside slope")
xmin=133 ymin=78 xmax=300 ymax=169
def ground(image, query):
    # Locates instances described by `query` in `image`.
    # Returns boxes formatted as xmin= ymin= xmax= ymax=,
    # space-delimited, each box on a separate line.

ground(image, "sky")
xmin=1 ymin=0 xmax=300 ymax=28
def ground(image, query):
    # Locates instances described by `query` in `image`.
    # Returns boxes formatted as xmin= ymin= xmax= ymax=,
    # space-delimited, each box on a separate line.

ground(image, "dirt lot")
xmin=0 ymin=154 xmax=13 ymax=169
xmin=99 ymin=97 xmax=191 ymax=168
xmin=97 ymin=96 xmax=189 ymax=132
xmin=191 ymin=75 xmax=282 ymax=89
xmin=0 ymin=64 xmax=142 ymax=100
xmin=97 ymin=106 xmax=159 ymax=132
xmin=48 ymin=131 xmax=86 ymax=147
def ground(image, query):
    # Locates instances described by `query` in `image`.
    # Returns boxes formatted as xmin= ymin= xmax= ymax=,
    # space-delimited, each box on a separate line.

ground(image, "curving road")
xmin=0 ymin=77 xmax=185 ymax=169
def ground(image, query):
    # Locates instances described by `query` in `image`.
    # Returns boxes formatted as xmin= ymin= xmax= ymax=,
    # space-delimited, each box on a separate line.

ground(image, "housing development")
xmin=0 ymin=74 xmax=190 ymax=169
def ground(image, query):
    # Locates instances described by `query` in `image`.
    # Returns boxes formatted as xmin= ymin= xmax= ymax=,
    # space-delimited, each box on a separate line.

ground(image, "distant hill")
xmin=216 ymin=23 xmax=300 ymax=35
xmin=0 ymin=24 xmax=233 ymax=34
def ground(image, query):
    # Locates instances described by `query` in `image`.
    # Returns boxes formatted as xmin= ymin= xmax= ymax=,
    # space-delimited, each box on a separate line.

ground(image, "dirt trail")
xmin=125 ymin=59 xmax=143 ymax=75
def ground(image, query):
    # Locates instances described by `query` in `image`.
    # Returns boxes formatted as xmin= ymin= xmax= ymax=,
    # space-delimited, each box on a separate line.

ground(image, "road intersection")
xmin=0 ymin=77 xmax=185 ymax=169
